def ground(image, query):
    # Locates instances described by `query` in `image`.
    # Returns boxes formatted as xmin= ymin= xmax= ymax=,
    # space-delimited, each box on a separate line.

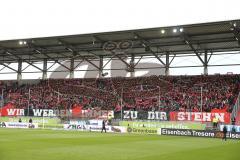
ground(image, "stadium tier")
xmin=1 ymin=74 xmax=240 ymax=113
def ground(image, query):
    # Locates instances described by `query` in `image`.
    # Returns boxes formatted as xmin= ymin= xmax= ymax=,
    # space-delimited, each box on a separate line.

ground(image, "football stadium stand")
xmin=0 ymin=74 xmax=240 ymax=113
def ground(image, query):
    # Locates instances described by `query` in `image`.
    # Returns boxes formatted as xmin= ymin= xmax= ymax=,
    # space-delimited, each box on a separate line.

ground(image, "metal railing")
xmin=231 ymin=92 xmax=240 ymax=119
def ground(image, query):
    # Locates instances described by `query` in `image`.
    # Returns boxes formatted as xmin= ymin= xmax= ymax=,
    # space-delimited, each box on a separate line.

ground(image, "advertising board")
xmin=0 ymin=122 xmax=38 ymax=129
xmin=0 ymin=117 xmax=62 ymax=128
xmin=120 ymin=121 xmax=206 ymax=130
xmin=159 ymin=128 xmax=240 ymax=139
xmin=63 ymin=124 xmax=126 ymax=133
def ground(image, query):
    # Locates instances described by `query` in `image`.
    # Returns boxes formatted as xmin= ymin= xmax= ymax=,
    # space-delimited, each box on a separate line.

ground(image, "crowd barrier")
xmin=1 ymin=116 xmax=239 ymax=138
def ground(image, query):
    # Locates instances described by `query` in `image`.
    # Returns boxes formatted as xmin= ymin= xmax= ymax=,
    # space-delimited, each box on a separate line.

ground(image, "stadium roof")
xmin=0 ymin=19 xmax=240 ymax=63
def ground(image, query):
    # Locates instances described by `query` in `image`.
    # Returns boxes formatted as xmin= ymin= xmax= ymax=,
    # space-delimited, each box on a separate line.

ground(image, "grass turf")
xmin=0 ymin=128 xmax=239 ymax=160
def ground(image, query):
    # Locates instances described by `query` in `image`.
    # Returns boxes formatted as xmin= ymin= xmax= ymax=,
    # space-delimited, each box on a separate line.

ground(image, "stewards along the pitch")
xmin=101 ymin=120 xmax=107 ymax=133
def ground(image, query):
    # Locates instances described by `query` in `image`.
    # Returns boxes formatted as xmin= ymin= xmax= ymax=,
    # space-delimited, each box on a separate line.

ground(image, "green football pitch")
xmin=0 ymin=128 xmax=239 ymax=160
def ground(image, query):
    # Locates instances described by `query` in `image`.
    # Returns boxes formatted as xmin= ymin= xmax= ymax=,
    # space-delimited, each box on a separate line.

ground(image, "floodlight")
xmin=19 ymin=41 xmax=23 ymax=45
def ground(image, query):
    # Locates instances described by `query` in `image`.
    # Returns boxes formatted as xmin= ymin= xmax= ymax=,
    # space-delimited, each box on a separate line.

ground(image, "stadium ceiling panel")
xmin=0 ymin=19 xmax=239 ymax=63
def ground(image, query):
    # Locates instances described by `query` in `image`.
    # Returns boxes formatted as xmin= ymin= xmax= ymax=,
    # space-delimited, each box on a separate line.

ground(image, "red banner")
xmin=0 ymin=103 xmax=16 ymax=116
xmin=169 ymin=111 xmax=231 ymax=124
xmin=0 ymin=103 xmax=114 ymax=118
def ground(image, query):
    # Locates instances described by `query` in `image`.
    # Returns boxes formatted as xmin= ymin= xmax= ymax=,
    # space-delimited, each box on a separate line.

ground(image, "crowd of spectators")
xmin=0 ymin=74 xmax=240 ymax=113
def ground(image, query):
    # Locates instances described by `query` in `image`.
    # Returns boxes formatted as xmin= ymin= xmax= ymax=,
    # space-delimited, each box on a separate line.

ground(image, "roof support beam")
xmin=69 ymin=58 xmax=74 ymax=78
xmin=99 ymin=56 xmax=103 ymax=78
xmin=21 ymin=64 xmax=31 ymax=71
xmin=0 ymin=62 xmax=17 ymax=72
xmin=103 ymin=56 xmax=114 ymax=69
xmin=182 ymin=34 xmax=212 ymax=75
xmin=0 ymin=66 xmax=6 ymax=72
xmin=58 ymin=39 xmax=100 ymax=70
xmin=56 ymin=61 xmax=71 ymax=71
xmin=182 ymin=34 xmax=205 ymax=65
xmin=42 ymin=59 xmax=47 ymax=79
xmin=2 ymin=49 xmax=43 ymax=71
xmin=34 ymin=48 xmax=71 ymax=71
xmin=233 ymin=28 xmax=240 ymax=45
xmin=134 ymin=56 xmax=143 ymax=67
xmin=47 ymin=61 xmax=57 ymax=70
xmin=133 ymin=32 xmax=166 ymax=66
xmin=74 ymin=60 xmax=83 ymax=70
xmin=110 ymin=51 xmax=132 ymax=68
xmin=169 ymin=54 xmax=176 ymax=65
xmin=165 ymin=52 xmax=170 ymax=76
xmin=151 ymin=51 xmax=166 ymax=66
xmin=17 ymin=59 xmax=22 ymax=81
xmin=207 ymin=51 xmax=213 ymax=63
xmin=42 ymin=52 xmax=70 ymax=70
xmin=203 ymin=51 xmax=208 ymax=75
xmin=130 ymin=54 xmax=135 ymax=77
xmin=23 ymin=61 xmax=43 ymax=71
xmin=73 ymin=52 xmax=100 ymax=70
